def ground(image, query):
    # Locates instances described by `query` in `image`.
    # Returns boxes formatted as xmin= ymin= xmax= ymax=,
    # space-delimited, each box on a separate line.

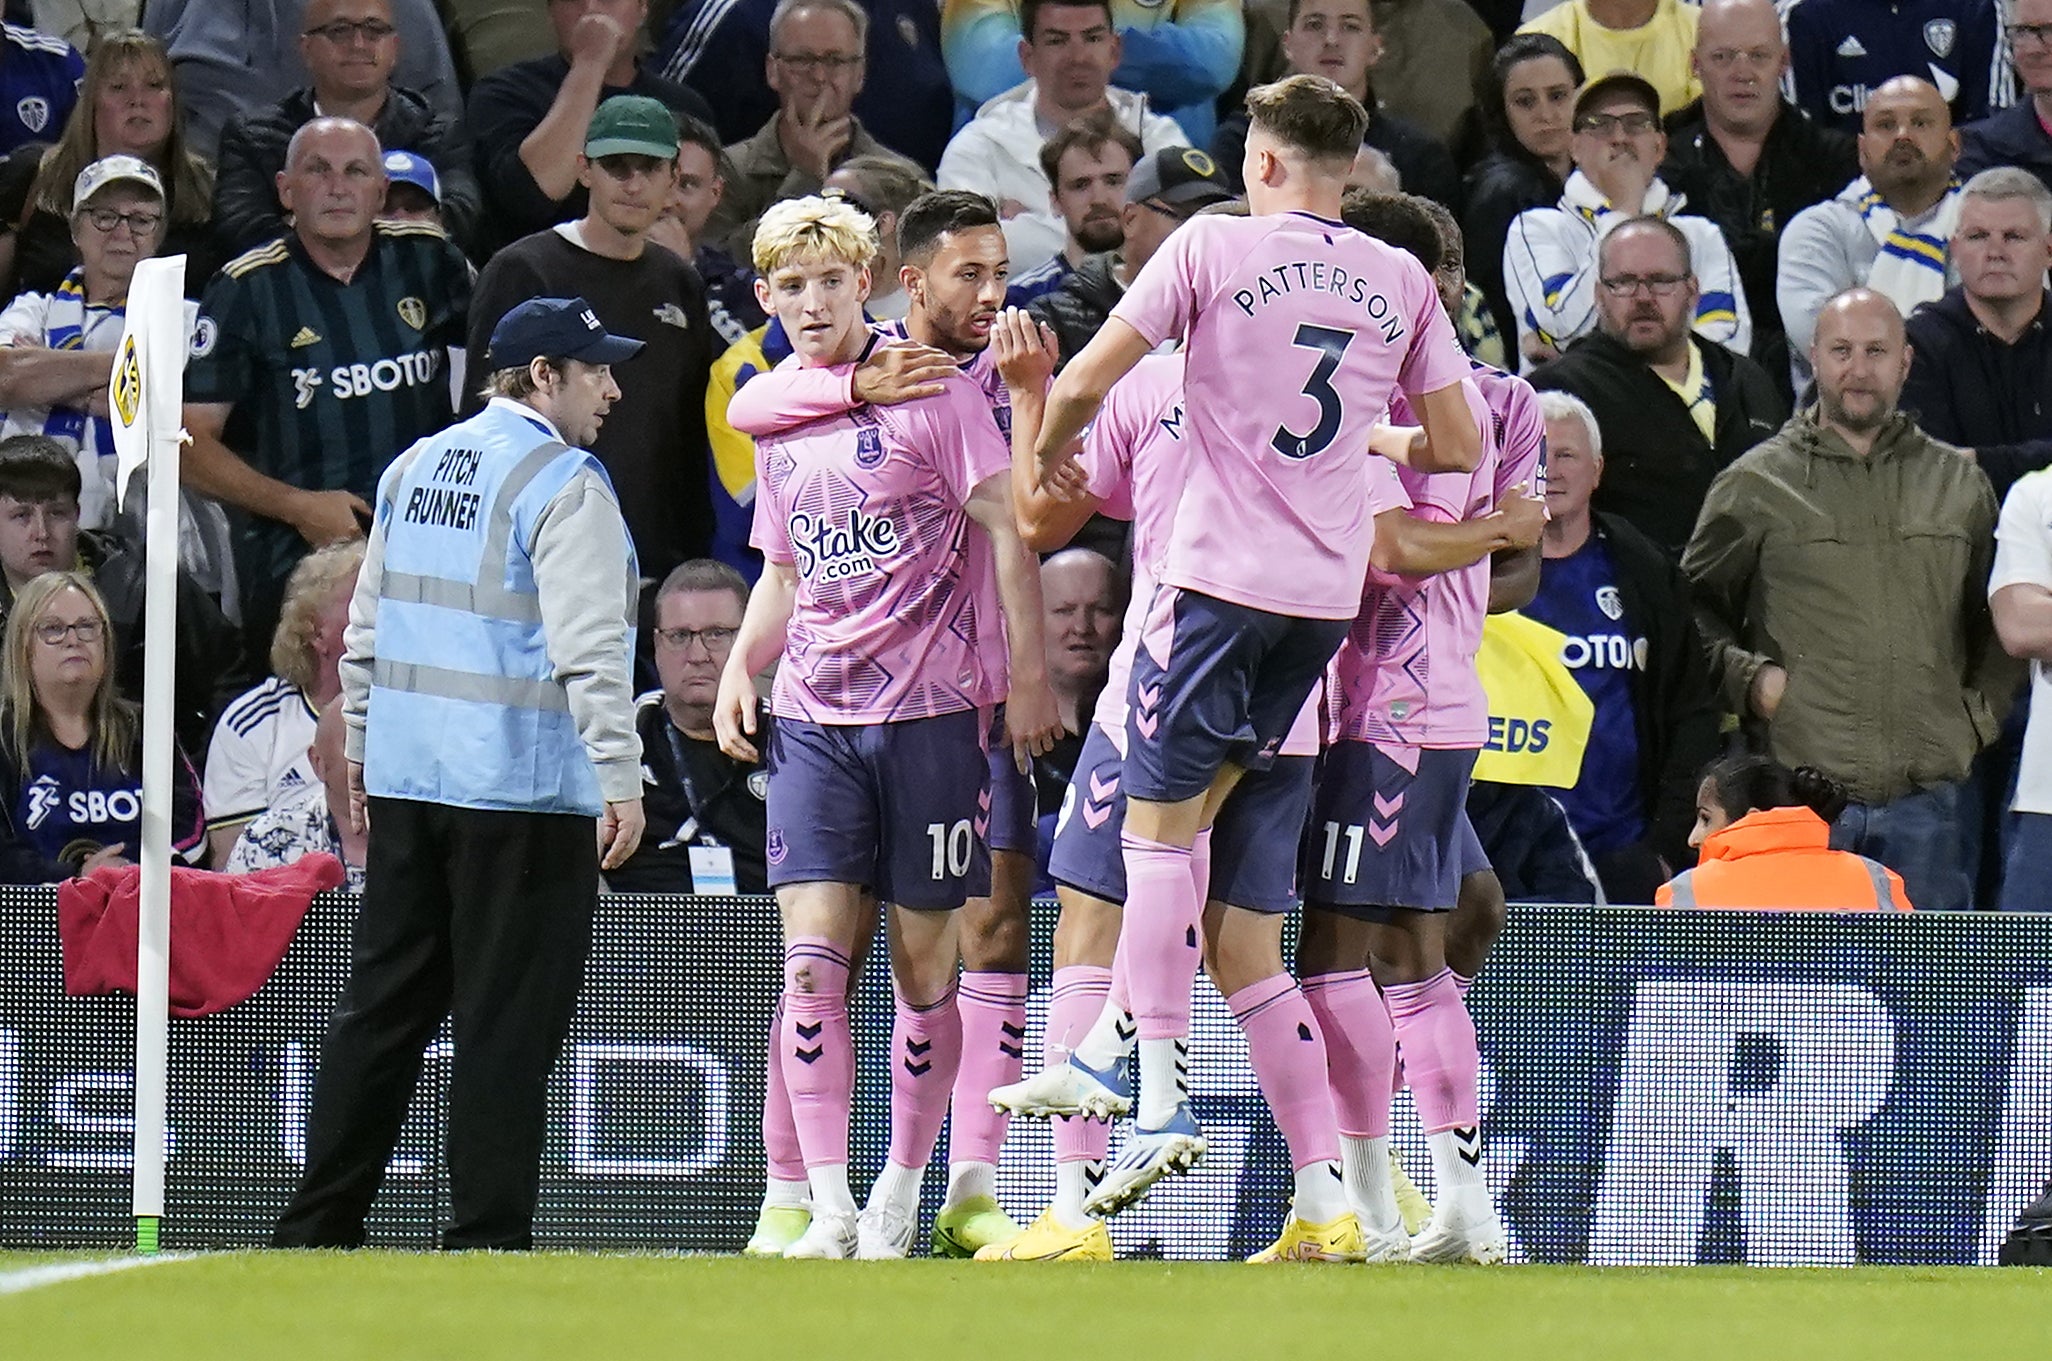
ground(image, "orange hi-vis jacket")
xmin=1654 ymin=806 xmax=1914 ymax=912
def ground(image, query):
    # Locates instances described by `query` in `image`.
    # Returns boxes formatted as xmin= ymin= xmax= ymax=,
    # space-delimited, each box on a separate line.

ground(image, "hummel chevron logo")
xmin=905 ymin=1058 xmax=932 ymax=1077
xmin=1089 ymin=772 xmax=1118 ymax=802
xmin=1083 ymin=798 xmax=1112 ymax=830
xmin=795 ymin=1044 xmax=824 ymax=1065
xmin=1297 ymin=1022 xmax=1314 ymax=1042
xmin=906 ymin=1037 xmax=932 ymax=1056
xmin=1455 ymin=1125 xmax=1483 ymax=1166
xmin=1369 ymin=818 xmax=1400 ymax=849
xmin=1114 ymin=1018 xmax=1137 ymax=1043
xmin=1373 ymin=792 xmax=1403 ymax=819
xmin=795 ymin=1021 xmax=824 ymax=1041
xmin=1134 ymin=684 xmax=1161 ymax=740
xmin=998 ymin=1042 xmax=1025 ymax=1059
xmin=1001 ymin=1022 xmax=1027 ymax=1038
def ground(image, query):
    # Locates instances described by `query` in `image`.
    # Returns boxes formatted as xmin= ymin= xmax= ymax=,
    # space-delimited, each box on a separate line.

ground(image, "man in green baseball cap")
xmin=584 ymin=92 xmax=682 ymax=160
xmin=464 ymin=90 xmax=720 ymax=588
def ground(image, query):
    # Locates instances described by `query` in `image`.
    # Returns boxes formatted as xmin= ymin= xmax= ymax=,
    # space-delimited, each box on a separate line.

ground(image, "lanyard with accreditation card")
xmin=661 ymin=723 xmax=738 ymax=894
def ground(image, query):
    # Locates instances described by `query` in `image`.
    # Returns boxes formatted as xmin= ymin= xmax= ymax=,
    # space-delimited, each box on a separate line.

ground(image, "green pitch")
xmin=3 ymin=1252 xmax=2048 ymax=1360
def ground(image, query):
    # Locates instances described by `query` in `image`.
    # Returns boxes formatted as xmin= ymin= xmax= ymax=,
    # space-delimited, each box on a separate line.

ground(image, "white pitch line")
xmin=0 ymin=1254 xmax=190 ymax=1297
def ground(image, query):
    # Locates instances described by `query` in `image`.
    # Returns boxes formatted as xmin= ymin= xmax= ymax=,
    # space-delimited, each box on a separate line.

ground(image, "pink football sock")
xmin=947 ymin=971 xmax=1029 ymax=1167
xmin=780 ymin=936 xmax=854 ymax=1170
xmin=1118 ymin=832 xmax=1200 ymax=1042
xmin=1228 ymin=974 xmax=1341 ymax=1170
xmin=1383 ymin=969 xmax=1481 ymax=1134
xmin=887 ymin=983 xmax=963 ymax=1171
xmin=1301 ymin=969 xmax=1398 ymax=1140
xmin=1047 ymin=965 xmax=1114 ymax=1166
xmin=761 ymin=998 xmax=805 ymax=1182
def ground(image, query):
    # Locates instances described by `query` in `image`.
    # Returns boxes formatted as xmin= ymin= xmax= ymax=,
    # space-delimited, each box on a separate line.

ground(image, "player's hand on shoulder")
xmin=1005 ymin=681 xmax=1065 ymax=774
xmin=991 ymin=307 xmax=1057 ymax=394
xmin=713 ymin=668 xmax=763 ymax=763
xmin=854 ymin=340 xmax=954 ymax=406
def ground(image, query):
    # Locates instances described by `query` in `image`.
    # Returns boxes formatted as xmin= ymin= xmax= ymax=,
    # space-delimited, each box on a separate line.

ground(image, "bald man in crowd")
xmin=1683 ymin=288 xmax=2017 ymax=909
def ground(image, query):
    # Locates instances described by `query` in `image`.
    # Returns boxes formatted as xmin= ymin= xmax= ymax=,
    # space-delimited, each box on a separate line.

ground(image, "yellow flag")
xmin=1473 ymin=612 xmax=1595 ymax=787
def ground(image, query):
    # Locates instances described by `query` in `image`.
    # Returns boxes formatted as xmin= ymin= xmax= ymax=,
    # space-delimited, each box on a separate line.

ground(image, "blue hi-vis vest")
xmin=363 ymin=401 xmax=636 ymax=816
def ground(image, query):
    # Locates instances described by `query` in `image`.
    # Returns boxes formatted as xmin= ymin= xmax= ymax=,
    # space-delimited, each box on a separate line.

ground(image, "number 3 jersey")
xmin=750 ymin=362 xmax=1011 ymax=724
xmin=1110 ymin=210 xmax=1472 ymax=620
xmin=1078 ymin=353 xmax=1410 ymax=757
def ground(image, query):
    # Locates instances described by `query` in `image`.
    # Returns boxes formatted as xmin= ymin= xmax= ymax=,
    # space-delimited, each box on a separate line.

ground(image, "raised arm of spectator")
xmin=467 ymin=17 xmax=623 ymax=229
xmin=1109 ymin=0 xmax=1244 ymax=115
xmin=939 ymin=0 xmax=1030 ymax=107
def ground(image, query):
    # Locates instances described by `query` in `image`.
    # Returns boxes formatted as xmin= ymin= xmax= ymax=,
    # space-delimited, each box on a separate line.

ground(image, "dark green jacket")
xmin=1682 ymin=407 xmax=2020 ymax=804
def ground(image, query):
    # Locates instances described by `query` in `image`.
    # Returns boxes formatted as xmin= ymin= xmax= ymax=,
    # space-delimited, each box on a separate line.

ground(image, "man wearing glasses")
xmin=1504 ymin=72 xmax=1750 ymax=370
xmin=1960 ymin=0 xmax=2052 ymax=190
xmin=1530 ymin=216 xmax=1786 ymax=555
xmin=708 ymin=0 xmax=928 ymax=259
xmin=606 ymin=559 xmax=772 ymax=894
xmin=212 ymin=0 xmax=484 ymax=257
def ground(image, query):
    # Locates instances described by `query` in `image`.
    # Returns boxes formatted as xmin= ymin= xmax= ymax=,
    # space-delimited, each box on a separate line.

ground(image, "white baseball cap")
xmin=73 ymin=154 xmax=165 ymax=208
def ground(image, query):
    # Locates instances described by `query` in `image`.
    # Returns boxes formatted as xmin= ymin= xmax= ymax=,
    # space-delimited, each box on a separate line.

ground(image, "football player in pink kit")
xmin=994 ymin=74 xmax=1483 ymax=1210
xmin=712 ymin=196 xmax=1062 ymax=1261
xmin=723 ymin=192 xmax=1043 ymax=1259
xmin=1299 ymin=193 xmax=1548 ymax=1266
xmin=982 ymin=301 xmax=1542 ymax=1261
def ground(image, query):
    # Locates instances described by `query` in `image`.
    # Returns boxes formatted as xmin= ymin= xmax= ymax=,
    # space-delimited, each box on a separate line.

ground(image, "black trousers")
xmin=272 ymin=797 xmax=597 ymax=1250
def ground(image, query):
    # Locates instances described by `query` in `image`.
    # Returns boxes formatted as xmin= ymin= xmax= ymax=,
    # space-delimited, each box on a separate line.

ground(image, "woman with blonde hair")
xmin=202 ymin=539 xmax=363 ymax=864
xmin=0 ymin=570 xmax=203 ymax=881
xmin=0 ymin=28 xmax=218 ymax=296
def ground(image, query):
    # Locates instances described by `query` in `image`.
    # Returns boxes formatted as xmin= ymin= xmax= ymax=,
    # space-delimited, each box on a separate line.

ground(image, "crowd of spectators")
xmin=0 ymin=0 xmax=2049 ymax=910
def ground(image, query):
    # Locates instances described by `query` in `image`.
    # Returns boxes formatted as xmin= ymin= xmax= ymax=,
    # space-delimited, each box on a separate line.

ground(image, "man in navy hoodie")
xmin=1902 ymin=166 xmax=2052 ymax=505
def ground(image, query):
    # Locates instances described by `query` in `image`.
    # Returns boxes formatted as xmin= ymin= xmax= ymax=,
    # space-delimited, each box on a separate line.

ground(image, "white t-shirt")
xmin=203 ymin=676 xmax=320 ymax=829
xmin=1990 ymin=468 xmax=2052 ymax=814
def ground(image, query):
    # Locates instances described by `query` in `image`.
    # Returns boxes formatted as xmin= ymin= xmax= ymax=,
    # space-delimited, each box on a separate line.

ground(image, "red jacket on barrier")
xmin=1655 ymin=807 xmax=1913 ymax=912
xmin=55 ymin=853 xmax=344 ymax=1017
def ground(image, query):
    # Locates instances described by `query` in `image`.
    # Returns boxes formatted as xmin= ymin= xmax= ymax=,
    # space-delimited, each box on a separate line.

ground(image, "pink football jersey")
xmin=1081 ymin=354 xmax=1410 ymax=756
xmin=1328 ymin=362 xmax=1545 ymax=749
xmin=1111 ymin=212 xmax=1471 ymax=620
xmin=751 ymin=364 xmax=1011 ymax=723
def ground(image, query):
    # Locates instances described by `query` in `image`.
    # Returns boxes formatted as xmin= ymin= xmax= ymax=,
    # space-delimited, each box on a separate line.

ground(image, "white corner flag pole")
xmin=109 ymin=255 xmax=188 ymax=1256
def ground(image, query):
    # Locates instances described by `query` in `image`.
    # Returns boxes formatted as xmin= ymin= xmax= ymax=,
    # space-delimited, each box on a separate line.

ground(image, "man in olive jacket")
xmin=1683 ymin=287 xmax=2021 ymax=909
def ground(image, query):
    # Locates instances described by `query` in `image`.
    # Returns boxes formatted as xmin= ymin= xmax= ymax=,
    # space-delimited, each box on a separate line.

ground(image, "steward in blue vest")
xmin=275 ymin=296 xmax=649 ymax=1252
